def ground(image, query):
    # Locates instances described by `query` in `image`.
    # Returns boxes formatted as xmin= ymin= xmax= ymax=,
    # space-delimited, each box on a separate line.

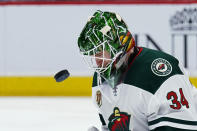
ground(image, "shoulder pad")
xmin=123 ymin=48 xmax=183 ymax=94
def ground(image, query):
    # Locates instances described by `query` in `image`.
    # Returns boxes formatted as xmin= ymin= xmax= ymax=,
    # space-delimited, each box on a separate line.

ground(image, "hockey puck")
xmin=54 ymin=69 xmax=70 ymax=82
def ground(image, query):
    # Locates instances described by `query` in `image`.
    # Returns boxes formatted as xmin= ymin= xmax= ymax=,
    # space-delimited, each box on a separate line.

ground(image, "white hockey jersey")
xmin=91 ymin=47 xmax=197 ymax=131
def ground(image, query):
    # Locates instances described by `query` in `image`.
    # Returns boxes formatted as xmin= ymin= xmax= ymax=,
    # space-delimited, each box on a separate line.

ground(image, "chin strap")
xmin=96 ymin=71 xmax=114 ymax=88
xmin=115 ymin=47 xmax=135 ymax=70
xmin=115 ymin=53 xmax=127 ymax=69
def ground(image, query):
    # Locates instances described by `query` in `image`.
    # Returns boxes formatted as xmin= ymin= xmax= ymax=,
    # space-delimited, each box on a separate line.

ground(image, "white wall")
xmin=0 ymin=7 xmax=5 ymax=75
xmin=0 ymin=4 xmax=197 ymax=76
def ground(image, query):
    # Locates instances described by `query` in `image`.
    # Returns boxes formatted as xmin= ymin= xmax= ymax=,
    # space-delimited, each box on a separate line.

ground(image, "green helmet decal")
xmin=78 ymin=10 xmax=135 ymax=83
xmin=78 ymin=10 xmax=129 ymax=53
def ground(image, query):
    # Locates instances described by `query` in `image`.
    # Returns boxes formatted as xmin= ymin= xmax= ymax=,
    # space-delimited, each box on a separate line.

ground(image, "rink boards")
xmin=0 ymin=76 xmax=196 ymax=96
xmin=0 ymin=3 xmax=197 ymax=96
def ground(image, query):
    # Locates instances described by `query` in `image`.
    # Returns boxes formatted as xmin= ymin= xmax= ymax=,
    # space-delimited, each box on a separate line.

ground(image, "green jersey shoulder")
xmin=123 ymin=47 xmax=183 ymax=94
xmin=92 ymin=47 xmax=183 ymax=94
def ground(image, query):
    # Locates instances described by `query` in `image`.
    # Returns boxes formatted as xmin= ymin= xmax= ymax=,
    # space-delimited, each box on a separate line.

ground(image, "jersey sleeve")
xmin=147 ymin=74 xmax=197 ymax=131
xmin=92 ymin=81 xmax=109 ymax=131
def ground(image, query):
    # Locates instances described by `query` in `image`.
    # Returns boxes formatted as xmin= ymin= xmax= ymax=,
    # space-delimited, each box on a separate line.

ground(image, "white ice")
xmin=0 ymin=97 xmax=100 ymax=131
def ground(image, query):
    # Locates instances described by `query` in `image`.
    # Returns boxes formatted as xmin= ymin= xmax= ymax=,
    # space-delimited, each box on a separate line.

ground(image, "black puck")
xmin=54 ymin=69 xmax=70 ymax=82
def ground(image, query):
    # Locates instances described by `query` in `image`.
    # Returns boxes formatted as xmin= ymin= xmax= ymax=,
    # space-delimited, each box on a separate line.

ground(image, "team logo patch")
xmin=96 ymin=90 xmax=102 ymax=107
xmin=151 ymin=58 xmax=172 ymax=76
xmin=108 ymin=107 xmax=131 ymax=131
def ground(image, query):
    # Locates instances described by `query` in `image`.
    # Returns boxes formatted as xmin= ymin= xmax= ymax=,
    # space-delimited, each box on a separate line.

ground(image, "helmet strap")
xmin=115 ymin=47 xmax=134 ymax=69
xmin=115 ymin=53 xmax=127 ymax=69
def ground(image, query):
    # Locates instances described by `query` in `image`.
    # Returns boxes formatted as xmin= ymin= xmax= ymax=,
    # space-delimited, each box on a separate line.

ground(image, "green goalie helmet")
xmin=78 ymin=10 xmax=135 ymax=80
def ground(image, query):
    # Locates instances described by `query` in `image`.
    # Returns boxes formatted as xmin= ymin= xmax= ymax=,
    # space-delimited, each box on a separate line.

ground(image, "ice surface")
xmin=0 ymin=97 xmax=100 ymax=131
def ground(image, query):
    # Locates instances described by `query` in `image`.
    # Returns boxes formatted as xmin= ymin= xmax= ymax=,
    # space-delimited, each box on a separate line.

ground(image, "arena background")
xmin=0 ymin=0 xmax=197 ymax=96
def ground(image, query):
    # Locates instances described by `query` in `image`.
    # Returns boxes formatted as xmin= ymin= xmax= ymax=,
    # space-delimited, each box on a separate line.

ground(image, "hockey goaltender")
xmin=77 ymin=10 xmax=197 ymax=131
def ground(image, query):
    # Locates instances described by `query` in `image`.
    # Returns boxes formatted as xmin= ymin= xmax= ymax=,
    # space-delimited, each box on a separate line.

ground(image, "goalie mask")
xmin=78 ymin=10 xmax=135 ymax=81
